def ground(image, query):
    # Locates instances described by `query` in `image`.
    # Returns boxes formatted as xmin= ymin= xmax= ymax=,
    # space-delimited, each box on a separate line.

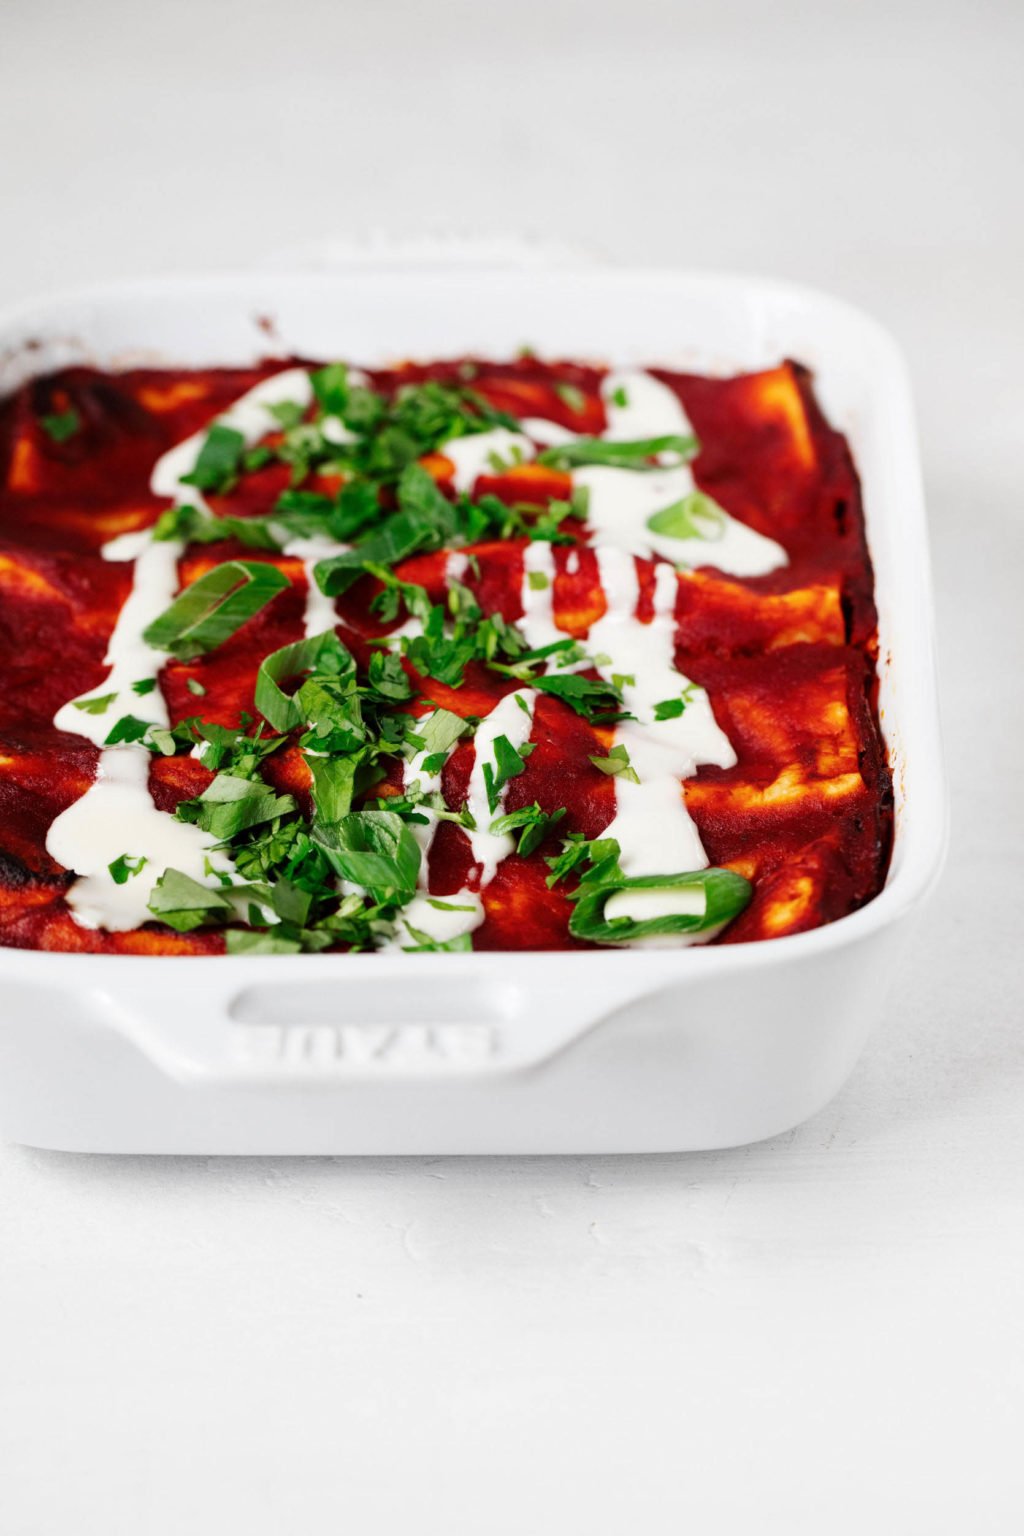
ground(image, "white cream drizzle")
xmin=386 ymin=687 xmax=540 ymax=949
xmin=576 ymin=463 xmax=787 ymax=578
xmin=384 ymin=737 xmax=483 ymax=950
xmin=48 ymin=367 xmax=315 ymax=931
xmin=281 ymin=531 xmax=345 ymax=639
xmin=518 ymin=417 xmax=578 ymax=447
xmin=45 ymin=747 xmax=233 ymax=932
xmin=463 ymin=688 xmax=538 ymax=887
xmin=441 ymin=427 xmax=534 ymax=492
xmin=519 ymin=541 xmax=564 ymax=651
xmin=150 ymin=368 xmax=314 ymax=505
xmin=514 ymin=542 xmax=733 ymax=891
xmin=47 ymin=363 xmax=790 ymax=946
xmin=496 ymin=369 xmax=774 ymax=941
xmin=601 ymin=368 xmax=693 ymax=441
xmin=53 ymin=532 xmax=178 ymax=746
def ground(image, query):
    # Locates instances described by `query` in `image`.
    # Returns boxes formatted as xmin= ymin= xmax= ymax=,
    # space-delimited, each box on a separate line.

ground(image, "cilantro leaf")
xmin=104 ymin=714 xmax=151 ymax=746
xmin=312 ymin=811 xmax=420 ymax=900
xmin=310 ymin=362 xmax=352 ymax=416
xmin=545 ymin=834 xmax=623 ymax=889
xmin=108 ymin=854 xmax=147 ymax=885
xmin=307 ymin=755 xmax=357 ymax=823
xmin=255 ymin=630 xmax=356 ymax=733
xmin=73 ymin=692 xmax=117 ymax=716
xmin=147 ymin=868 xmax=233 ymax=932
xmin=588 ymin=744 xmax=640 ymax=783
xmin=39 ymin=409 xmax=81 ymax=443
xmin=314 ymin=463 xmax=464 ymax=596
xmin=180 ymin=774 xmax=296 ymax=839
xmin=415 ymin=708 xmax=470 ymax=758
xmin=482 ymin=733 xmax=535 ymax=815
xmin=530 ymin=672 xmax=626 ymax=722
xmin=488 ymin=802 xmax=566 ymax=856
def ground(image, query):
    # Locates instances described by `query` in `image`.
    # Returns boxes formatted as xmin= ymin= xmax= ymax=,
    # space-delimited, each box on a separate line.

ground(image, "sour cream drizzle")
xmin=48 ymin=363 xmax=789 ymax=946
xmin=48 ymin=368 xmax=313 ymax=931
xmin=502 ymin=368 xmax=778 ymax=941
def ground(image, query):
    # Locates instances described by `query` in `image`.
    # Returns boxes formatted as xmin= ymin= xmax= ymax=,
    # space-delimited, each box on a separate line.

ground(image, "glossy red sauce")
xmin=0 ymin=356 xmax=892 ymax=953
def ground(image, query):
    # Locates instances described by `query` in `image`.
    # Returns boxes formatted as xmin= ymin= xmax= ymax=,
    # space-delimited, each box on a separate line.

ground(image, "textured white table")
xmin=1 ymin=1 xmax=1021 ymax=1531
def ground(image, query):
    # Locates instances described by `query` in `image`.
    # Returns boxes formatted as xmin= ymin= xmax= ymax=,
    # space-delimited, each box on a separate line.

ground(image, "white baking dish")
xmin=0 ymin=268 xmax=946 ymax=1154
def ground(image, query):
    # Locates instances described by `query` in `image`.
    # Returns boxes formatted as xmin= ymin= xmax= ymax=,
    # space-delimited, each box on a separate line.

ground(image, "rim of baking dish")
xmin=0 ymin=267 xmax=948 ymax=982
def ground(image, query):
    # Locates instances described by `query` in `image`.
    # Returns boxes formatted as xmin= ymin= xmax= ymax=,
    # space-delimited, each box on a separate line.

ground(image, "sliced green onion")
xmin=536 ymin=434 xmax=699 ymax=471
xmin=143 ymin=560 xmax=290 ymax=660
xmin=646 ymin=491 xmax=727 ymax=542
xmin=180 ymin=424 xmax=246 ymax=494
xmin=568 ymin=868 xmax=752 ymax=944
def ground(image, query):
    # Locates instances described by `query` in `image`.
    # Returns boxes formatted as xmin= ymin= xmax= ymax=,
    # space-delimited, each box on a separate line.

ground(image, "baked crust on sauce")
xmin=0 ymin=356 xmax=892 ymax=953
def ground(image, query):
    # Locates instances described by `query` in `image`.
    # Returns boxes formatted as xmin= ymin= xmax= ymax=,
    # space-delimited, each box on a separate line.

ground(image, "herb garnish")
xmin=653 ymin=684 xmax=698 ymax=721
xmin=108 ymin=854 xmax=147 ymax=884
xmin=128 ymin=361 xmax=736 ymax=953
xmin=73 ymin=692 xmax=117 ymax=715
xmin=180 ymin=424 xmax=247 ymax=495
xmin=537 ymin=434 xmax=699 ymax=471
xmin=143 ymin=560 xmax=290 ymax=659
xmin=544 ymin=834 xmax=752 ymax=942
xmin=489 ymin=802 xmax=566 ymax=856
xmin=39 ymin=409 xmax=81 ymax=443
xmin=588 ymin=744 xmax=640 ymax=784
xmin=647 ymin=491 xmax=726 ymax=541
xmin=482 ymin=734 xmax=535 ymax=815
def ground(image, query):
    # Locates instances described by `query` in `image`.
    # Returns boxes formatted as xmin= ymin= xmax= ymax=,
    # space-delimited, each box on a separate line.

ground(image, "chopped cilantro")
xmin=482 ymin=734 xmax=535 ymax=815
xmin=489 ymin=802 xmax=566 ymax=856
xmin=147 ymin=869 xmax=233 ymax=933
xmin=530 ymin=672 xmax=628 ymax=722
xmin=73 ymin=692 xmax=117 ymax=716
xmin=104 ymin=714 xmax=151 ymax=746
xmin=400 ymin=924 xmax=473 ymax=953
xmin=554 ymin=381 xmax=586 ymax=414
xmin=39 ymin=409 xmax=81 ymax=443
xmin=653 ymin=684 xmax=698 ymax=721
xmin=588 ymin=744 xmax=640 ymax=784
xmin=108 ymin=854 xmax=147 ymax=885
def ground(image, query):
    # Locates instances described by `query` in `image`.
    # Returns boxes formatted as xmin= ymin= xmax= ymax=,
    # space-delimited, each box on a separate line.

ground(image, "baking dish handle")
xmin=89 ymin=965 xmax=658 ymax=1084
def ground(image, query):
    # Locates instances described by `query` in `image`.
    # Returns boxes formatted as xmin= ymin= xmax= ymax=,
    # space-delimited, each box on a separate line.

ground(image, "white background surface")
xmin=1 ymin=1 xmax=1021 ymax=1531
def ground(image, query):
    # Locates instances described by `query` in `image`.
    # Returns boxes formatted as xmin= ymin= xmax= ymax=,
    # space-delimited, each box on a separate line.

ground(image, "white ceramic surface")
xmin=0 ymin=269 xmax=945 ymax=1153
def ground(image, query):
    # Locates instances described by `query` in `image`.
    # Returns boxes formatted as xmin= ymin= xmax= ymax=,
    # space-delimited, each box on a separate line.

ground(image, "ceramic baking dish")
xmin=0 ymin=268 xmax=946 ymax=1154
